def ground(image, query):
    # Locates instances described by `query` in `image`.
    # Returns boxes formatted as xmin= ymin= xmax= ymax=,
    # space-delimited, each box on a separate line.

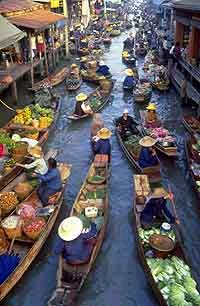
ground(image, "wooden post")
xmin=11 ymin=81 xmax=18 ymax=104
xmin=63 ymin=0 xmax=69 ymax=59
xmin=43 ymin=32 xmax=49 ymax=76
xmin=28 ymin=32 xmax=34 ymax=87
xmin=51 ymin=26 xmax=56 ymax=69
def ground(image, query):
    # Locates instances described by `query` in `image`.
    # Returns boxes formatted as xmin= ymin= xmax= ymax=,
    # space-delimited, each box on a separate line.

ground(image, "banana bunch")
xmin=13 ymin=106 xmax=32 ymax=125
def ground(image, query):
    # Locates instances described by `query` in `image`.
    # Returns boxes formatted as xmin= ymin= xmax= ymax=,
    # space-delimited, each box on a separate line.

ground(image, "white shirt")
xmin=24 ymin=158 xmax=48 ymax=175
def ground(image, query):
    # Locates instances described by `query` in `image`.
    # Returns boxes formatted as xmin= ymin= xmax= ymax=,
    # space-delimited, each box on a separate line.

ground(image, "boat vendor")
xmin=140 ymin=187 xmax=177 ymax=229
xmin=16 ymin=146 xmax=48 ymax=175
xmin=138 ymin=136 xmax=159 ymax=169
xmin=94 ymin=128 xmax=112 ymax=162
xmin=123 ymin=69 xmax=137 ymax=90
xmin=35 ymin=157 xmax=62 ymax=206
xmin=74 ymin=93 xmax=93 ymax=117
xmin=80 ymin=57 xmax=88 ymax=71
xmin=123 ymin=33 xmax=134 ymax=50
xmin=116 ymin=109 xmax=138 ymax=140
xmin=69 ymin=63 xmax=80 ymax=78
xmin=145 ymin=103 xmax=160 ymax=128
xmin=96 ymin=60 xmax=110 ymax=77
xmin=55 ymin=216 xmax=97 ymax=264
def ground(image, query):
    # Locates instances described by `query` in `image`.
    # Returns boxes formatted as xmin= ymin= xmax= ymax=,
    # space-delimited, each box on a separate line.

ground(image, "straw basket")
xmin=2 ymin=216 xmax=22 ymax=239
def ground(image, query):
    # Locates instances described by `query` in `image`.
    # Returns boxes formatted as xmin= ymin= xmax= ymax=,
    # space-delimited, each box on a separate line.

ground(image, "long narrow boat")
xmin=68 ymin=80 xmax=114 ymax=121
xmin=0 ymin=98 xmax=61 ymax=192
xmin=182 ymin=115 xmax=200 ymax=135
xmin=81 ymin=70 xmax=112 ymax=84
xmin=140 ymin=110 xmax=177 ymax=157
xmin=66 ymin=77 xmax=82 ymax=91
xmin=133 ymin=175 xmax=200 ymax=306
xmin=48 ymin=161 xmax=109 ymax=306
xmin=0 ymin=151 xmax=71 ymax=301
xmin=29 ymin=68 xmax=68 ymax=91
xmin=185 ymin=137 xmax=200 ymax=199
xmin=116 ymin=128 xmax=161 ymax=182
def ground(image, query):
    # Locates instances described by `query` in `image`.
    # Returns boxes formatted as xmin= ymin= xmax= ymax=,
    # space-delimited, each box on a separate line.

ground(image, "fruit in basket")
xmin=0 ymin=191 xmax=18 ymax=214
xmin=18 ymin=204 xmax=36 ymax=219
xmin=23 ymin=217 xmax=46 ymax=240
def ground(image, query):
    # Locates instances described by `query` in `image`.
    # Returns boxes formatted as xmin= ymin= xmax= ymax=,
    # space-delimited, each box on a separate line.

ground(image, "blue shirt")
xmin=37 ymin=168 xmax=62 ymax=191
xmin=123 ymin=76 xmax=136 ymax=88
xmin=96 ymin=65 xmax=110 ymax=76
xmin=138 ymin=147 xmax=158 ymax=168
xmin=54 ymin=223 xmax=97 ymax=263
xmin=140 ymin=197 xmax=175 ymax=225
xmin=94 ymin=139 xmax=111 ymax=156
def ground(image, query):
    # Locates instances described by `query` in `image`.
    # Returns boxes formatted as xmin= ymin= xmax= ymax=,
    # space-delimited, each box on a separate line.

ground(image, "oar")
xmin=167 ymin=184 xmax=185 ymax=245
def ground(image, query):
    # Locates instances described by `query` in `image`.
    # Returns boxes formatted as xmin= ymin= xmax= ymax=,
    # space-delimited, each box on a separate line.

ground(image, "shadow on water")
xmin=3 ymin=29 xmax=200 ymax=306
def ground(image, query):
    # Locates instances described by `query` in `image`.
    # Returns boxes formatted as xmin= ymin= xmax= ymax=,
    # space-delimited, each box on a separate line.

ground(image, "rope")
xmin=0 ymin=99 xmax=15 ymax=112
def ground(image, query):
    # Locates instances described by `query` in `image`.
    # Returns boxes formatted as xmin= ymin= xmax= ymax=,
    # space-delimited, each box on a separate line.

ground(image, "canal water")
xmin=3 ymin=28 xmax=200 ymax=306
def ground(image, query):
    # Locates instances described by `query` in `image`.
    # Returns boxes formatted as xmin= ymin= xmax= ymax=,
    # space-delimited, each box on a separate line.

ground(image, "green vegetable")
xmin=86 ymin=189 xmax=105 ymax=199
xmin=0 ymin=132 xmax=16 ymax=151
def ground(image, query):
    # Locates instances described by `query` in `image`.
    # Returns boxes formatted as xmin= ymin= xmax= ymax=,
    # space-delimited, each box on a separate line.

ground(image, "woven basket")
xmin=12 ymin=142 xmax=28 ymax=155
xmin=2 ymin=217 xmax=22 ymax=239
xmin=23 ymin=218 xmax=46 ymax=240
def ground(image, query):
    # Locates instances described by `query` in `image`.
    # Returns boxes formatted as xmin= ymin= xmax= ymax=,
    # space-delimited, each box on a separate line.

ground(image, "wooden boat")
xmin=116 ymin=129 xmax=161 ymax=182
xmin=0 ymin=98 xmax=61 ymax=192
xmin=182 ymin=115 xmax=200 ymax=135
xmin=152 ymin=81 xmax=169 ymax=91
xmin=66 ymin=77 xmax=82 ymax=91
xmin=68 ymin=80 xmax=114 ymax=120
xmin=81 ymin=70 xmax=112 ymax=84
xmin=29 ymin=68 xmax=68 ymax=91
xmin=48 ymin=161 xmax=109 ymax=306
xmin=122 ymin=50 xmax=136 ymax=66
xmin=77 ymin=48 xmax=89 ymax=56
xmin=185 ymin=137 xmax=200 ymax=199
xmin=140 ymin=110 xmax=177 ymax=157
xmin=110 ymin=29 xmax=121 ymax=37
xmin=0 ymin=150 xmax=72 ymax=301
xmin=133 ymin=174 xmax=200 ymax=306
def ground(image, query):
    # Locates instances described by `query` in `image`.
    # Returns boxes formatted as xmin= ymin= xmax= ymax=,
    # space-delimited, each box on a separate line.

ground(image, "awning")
xmin=8 ymin=9 xmax=66 ymax=31
xmin=172 ymin=0 xmax=200 ymax=11
xmin=0 ymin=0 xmax=41 ymax=14
xmin=0 ymin=15 xmax=25 ymax=49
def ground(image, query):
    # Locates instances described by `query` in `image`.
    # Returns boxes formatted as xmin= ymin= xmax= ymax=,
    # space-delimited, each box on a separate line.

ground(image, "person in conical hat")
xmin=123 ymin=69 xmax=137 ymax=91
xmin=16 ymin=145 xmax=48 ymax=175
xmin=70 ymin=63 xmax=80 ymax=78
xmin=116 ymin=108 xmax=138 ymax=140
xmin=55 ymin=216 xmax=97 ymax=264
xmin=140 ymin=187 xmax=177 ymax=229
xmin=94 ymin=127 xmax=112 ymax=162
xmin=145 ymin=102 xmax=160 ymax=128
xmin=96 ymin=60 xmax=110 ymax=77
xmin=138 ymin=136 xmax=159 ymax=169
xmin=74 ymin=93 xmax=91 ymax=117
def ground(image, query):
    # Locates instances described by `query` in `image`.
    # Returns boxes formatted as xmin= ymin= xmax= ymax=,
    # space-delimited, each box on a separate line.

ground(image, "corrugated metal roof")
xmin=8 ymin=9 xmax=66 ymax=30
xmin=172 ymin=0 xmax=200 ymax=11
xmin=0 ymin=0 xmax=40 ymax=14
xmin=0 ymin=14 xmax=25 ymax=49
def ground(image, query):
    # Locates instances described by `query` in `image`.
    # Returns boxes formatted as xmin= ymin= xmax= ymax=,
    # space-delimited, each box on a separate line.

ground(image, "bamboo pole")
xmin=42 ymin=32 xmax=49 ymax=76
xmin=28 ymin=32 xmax=34 ymax=87
xmin=63 ymin=0 xmax=69 ymax=59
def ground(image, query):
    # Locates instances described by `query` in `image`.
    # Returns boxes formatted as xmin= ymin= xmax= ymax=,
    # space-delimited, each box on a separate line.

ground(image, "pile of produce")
xmin=34 ymin=87 xmax=52 ymax=108
xmin=0 ymin=192 xmax=18 ymax=215
xmin=23 ymin=217 xmax=46 ymax=240
xmin=147 ymin=256 xmax=200 ymax=306
xmin=86 ymin=189 xmax=105 ymax=200
xmin=89 ymin=97 xmax=102 ymax=110
xmin=87 ymin=175 xmax=105 ymax=184
xmin=18 ymin=204 xmax=36 ymax=219
xmin=139 ymin=227 xmax=176 ymax=244
xmin=12 ymin=104 xmax=54 ymax=128
xmin=0 ymin=132 xmax=16 ymax=151
xmin=14 ymin=181 xmax=33 ymax=201
xmin=2 ymin=215 xmax=22 ymax=239
xmin=146 ymin=127 xmax=176 ymax=145
xmin=124 ymin=135 xmax=141 ymax=157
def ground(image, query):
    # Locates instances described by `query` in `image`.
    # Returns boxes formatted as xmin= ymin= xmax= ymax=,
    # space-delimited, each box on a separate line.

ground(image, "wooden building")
xmin=0 ymin=0 xmax=66 ymax=102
